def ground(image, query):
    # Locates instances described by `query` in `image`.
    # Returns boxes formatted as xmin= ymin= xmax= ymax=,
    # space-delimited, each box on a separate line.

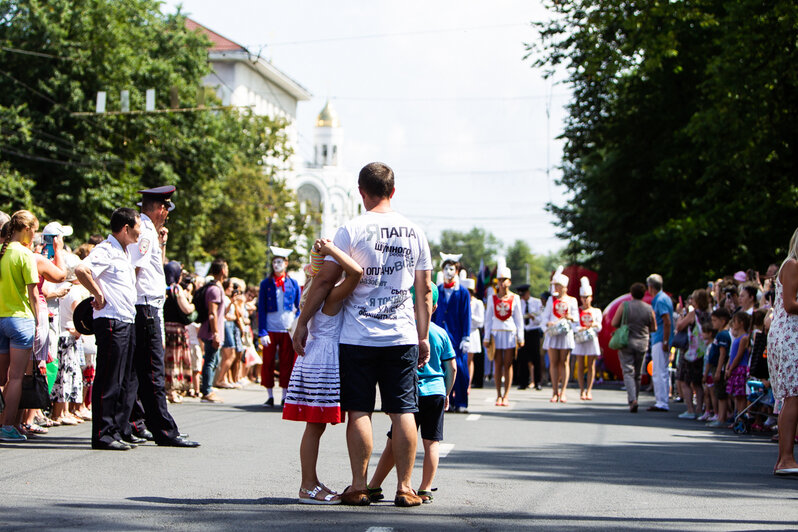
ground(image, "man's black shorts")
xmin=387 ymin=394 xmax=445 ymax=442
xmin=339 ymin=344 xmax=419 ymax=414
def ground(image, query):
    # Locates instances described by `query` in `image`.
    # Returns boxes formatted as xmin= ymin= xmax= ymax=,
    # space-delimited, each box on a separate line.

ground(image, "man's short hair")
xmin=646 ymin=273 xmax=663 ymax=291
xmin=358 ymin=162 xmax=394 ymax=199
xmin=630 ymin=282 xmax=646 ymax=299
xmin=110 ymin=208 xmax=140 ymax=233
xmin=209 ymin=258 xmax=227 ymax=277
xmin=740 ymin=284 xmax=757 ymax=300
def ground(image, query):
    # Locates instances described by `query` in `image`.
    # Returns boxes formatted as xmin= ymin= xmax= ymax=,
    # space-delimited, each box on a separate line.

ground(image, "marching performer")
xmin=432 ymin=253 xmax=471 ymax=413
xmin=258 ymin=246 xmax=301 ymax=407
xmin=541 ymin=266 xmax=579 ymax=403
xmin=572 ymin=277 xmax=602 ymax=400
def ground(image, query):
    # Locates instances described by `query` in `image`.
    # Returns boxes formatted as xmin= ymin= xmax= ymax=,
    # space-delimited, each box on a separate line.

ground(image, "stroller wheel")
xmin=733 ymin=420 xmax=748 ymax=434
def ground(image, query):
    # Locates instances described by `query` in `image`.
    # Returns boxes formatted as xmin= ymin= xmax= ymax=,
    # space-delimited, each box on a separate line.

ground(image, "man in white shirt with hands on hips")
xmin=75 ymin=208 xmax=140 ymax=451
xmin=292 ymin=162 xmax=433 ymax=508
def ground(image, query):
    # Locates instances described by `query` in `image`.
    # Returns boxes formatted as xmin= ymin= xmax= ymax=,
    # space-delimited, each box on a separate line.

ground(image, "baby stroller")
xmin=732 ymin=379 xmax=777 ymax=434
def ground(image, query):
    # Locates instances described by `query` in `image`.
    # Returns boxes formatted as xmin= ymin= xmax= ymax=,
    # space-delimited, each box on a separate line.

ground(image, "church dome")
xmin=316 ymin=100 xmax=340 ymax=128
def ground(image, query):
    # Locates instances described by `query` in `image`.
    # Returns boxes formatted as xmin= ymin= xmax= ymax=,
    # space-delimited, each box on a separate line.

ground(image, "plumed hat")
xmin=552 ymin=265 xmax=569 ymax=287
xmin=579 ymin=276 xmax=593 ymax=297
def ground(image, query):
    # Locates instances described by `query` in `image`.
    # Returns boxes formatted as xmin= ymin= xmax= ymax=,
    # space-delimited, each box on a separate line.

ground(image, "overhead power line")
xmin=0 ymin=46 xmax=74 ymax=61
xmin=248 ymin=22 xmax=529 ymax=48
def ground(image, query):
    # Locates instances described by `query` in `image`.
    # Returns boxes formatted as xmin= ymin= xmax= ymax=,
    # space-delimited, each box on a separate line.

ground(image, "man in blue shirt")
xmin=647 ymin=273 xmax=674 ymax=411
xmin=368 ymin=283 xmax=456 ymax=504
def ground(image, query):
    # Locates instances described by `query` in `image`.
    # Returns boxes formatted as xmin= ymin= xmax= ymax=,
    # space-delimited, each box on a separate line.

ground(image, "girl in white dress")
xmin=282 ymin=240 xmax=363 ymax=504
xmin=541 ymin=266 xmax=579 ymax=403
xmin=483 ymin=266 xmax=524 ymax=406
xmin=572 ymin=277 xmax=602 ymax=401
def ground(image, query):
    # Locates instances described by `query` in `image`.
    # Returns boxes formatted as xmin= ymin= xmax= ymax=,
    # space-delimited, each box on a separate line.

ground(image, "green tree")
xmin=531 ymin=0 xmax=798 ymax=296
xmin=0 ymin=0 xmax=309 ymax=282
xmin=429 ymin=227 xmax=501 ymax=276
xmin=505 ymin=240 xmax=561 ymax=296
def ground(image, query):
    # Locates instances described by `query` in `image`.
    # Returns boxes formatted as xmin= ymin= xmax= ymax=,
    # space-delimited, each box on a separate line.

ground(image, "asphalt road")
xmin=1 ymin=382 xmax=796 ymax=531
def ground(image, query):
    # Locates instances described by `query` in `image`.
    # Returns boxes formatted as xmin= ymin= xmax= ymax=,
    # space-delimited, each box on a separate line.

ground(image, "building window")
xmin=332 ymin=145 xmax=338 ymax=165
xmin=321 ymin=145 xmax=328 ymax=164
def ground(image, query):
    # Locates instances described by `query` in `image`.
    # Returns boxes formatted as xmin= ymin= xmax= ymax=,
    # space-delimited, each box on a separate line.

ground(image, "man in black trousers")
xmin=122 ymin=186 xmax=199 ymax=448
xmin=76 ymin=208 xmax=141 ymax=450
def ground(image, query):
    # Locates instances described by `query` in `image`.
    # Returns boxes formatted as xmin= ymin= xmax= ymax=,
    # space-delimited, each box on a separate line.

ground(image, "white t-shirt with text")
xmin=328 ymin=210 xmax=432 ymax=347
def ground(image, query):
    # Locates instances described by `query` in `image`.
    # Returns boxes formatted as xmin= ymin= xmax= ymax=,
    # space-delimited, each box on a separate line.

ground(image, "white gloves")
xmin=459 ymin=338 xmax=470 ymax=354
xmin=259 ymin=335 xmax=271 ymax=347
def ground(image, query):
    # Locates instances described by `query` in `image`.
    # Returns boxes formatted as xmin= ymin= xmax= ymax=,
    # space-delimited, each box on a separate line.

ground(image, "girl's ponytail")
xmin=0 ymin=210 xmax=39 ymax=276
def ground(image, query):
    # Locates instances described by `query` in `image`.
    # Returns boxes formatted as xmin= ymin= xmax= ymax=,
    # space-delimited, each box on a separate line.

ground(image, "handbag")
xmin=672 ymin=327 xmax=689 ymax=351
xmin=575 ymin=329 xmax=594 ymax=343
xmin=19 ymin=367 xmax=50 ymax=410
xmin=609 ymin=302 xmax=629 ymax=350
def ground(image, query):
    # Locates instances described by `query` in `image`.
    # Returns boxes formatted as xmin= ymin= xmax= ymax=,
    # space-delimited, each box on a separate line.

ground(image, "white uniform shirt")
xmin=127 ymin=213 xmax=165 ymax=308
xmin=522 ymin=296 xmax=544 ymax=331
xmin=82 ymin=235 xmax=137 ymax=323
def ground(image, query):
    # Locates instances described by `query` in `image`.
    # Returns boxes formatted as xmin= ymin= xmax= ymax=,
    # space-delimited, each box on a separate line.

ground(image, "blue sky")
xmin=165 ymin=0 xmax=571 ymax=254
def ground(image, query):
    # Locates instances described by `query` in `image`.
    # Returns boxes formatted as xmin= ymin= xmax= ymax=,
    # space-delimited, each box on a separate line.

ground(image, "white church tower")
xmin=313 ymin=100 xmax=344 ymax=168
xmin=289 ymin=100 xmax=360 ymax=240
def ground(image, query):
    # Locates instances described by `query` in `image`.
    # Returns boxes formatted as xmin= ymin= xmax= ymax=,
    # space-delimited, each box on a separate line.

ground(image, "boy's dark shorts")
xmin=339 ymin=343 xmax=419 ymax=414
xmin=714 ymin=369 xmax=729 ymax=400
xmin=387 ymin=394 xmax=445 ymax=442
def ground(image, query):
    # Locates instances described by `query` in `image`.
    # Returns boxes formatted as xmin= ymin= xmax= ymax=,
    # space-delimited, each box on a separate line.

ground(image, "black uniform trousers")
xmin=92 ymin=318 xmax=135 ymax=446
xmin=121 ymin=304 xmax=179 ymax=442
xmin=515 ymin=328 xmax=543 ymax=387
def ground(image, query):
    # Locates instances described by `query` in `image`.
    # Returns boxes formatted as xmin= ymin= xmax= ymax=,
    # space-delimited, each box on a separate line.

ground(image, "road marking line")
xmin=365 ymin=528 xmax=394 ymax=532
xmin=438 ymin=443 xmax=455 ymax=458
xmin=466 ymin=414 xmax=481 ymax=421
xmin=484 ymin=396 xmax=494 ymax=402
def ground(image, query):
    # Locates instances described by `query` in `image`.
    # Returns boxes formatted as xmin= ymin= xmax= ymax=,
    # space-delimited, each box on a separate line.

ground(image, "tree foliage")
xmin=0 ymin=0 xmax=311 ymax=284
xmin=532 ymin=0 xmax=798 ymax=296
xmin=429 ymin=227 xmax=501 ymax=276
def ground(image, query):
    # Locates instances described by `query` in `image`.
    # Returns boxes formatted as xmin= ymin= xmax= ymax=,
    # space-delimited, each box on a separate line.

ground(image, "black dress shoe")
xmin=156 ymin=436 xmax=200 ymax=448
xmin=647 ymin=405 xmax=669 ymax=412
xmin=263 ymin=397 xmax=274 ymax=408
xmin=135 ymin=427 xmax=154 ymax=440
xmin=123 ymin=434 xmax=147 ymax=444
xmin=535 ymin=384 xmax=543 ymax=391
xmin=92 ymin=440 xmax=132 ymax=451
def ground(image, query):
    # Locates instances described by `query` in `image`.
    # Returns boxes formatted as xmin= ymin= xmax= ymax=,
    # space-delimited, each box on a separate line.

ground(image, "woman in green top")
xmin=0 ymin=210 xmax=41 ymax=442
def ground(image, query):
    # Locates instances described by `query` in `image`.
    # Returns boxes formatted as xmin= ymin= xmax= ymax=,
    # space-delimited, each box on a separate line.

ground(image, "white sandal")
xmin=299 ymin=485 xmax=341 ymax=505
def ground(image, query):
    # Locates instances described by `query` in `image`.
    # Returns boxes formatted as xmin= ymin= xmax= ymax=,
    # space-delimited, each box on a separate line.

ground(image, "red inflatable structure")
xmin=599 ymin=292 xmax=654 ymax=378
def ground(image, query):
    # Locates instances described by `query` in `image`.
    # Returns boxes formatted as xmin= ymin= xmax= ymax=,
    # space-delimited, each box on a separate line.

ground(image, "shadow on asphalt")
xmin=129 ymin=496 xmax=295 ymax=505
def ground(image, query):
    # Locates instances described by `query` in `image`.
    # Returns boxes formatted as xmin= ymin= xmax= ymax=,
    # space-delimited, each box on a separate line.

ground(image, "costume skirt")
xmin=543 ymin=330 xmax=575 ymax=351
xmin=282 ymin=337 xmax=343 ymax=424
xmin=164 ymin=322 xmax=192 ymax=392
xmin=572 ymin=332 xmax=600 ymax=356
xmin=491 ymin=330 xmax=517 ymax=350
xmin=50 ymin=335 xmax=83 ymax=403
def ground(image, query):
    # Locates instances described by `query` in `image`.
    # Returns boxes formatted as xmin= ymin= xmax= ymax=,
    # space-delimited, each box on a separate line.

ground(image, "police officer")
xmin=75 ymin=208 xmax=141 ymax=450
xmin=122 ymin=186 xmax=199 ymax=447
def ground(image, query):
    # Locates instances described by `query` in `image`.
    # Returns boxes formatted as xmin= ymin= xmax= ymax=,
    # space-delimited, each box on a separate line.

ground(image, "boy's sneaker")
xmin=707 ymin=420 xmax=725 ymax=428
xmin=0 ymin=425 xmax=27 ymax=442
xmin=678 ymin=411 xmax=697 ymax=420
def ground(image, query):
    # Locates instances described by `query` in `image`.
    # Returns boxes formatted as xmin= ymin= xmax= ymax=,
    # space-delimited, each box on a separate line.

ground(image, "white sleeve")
xmin=127 ymin=234 xmax=153 ymax=268
xmin=541 ymin=298 xmax=554 ymax=327
xmin=471 ymin=299 xmax=484 ymax=329
xmin=593 ymin=308 xmax=603 ymax=333
xmin=83 ymin=247 xmax=110 ymax=278
xmin=512 ymin=295 xmax=525 ymax=343
xmin=415 ymin=230 xmax=432 ymax=271
xmin=483 ymin=298 xmax=493 ymax=338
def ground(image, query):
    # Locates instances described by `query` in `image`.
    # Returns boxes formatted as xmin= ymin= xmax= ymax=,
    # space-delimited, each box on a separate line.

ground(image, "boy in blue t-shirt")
xmin=368 ymin=283 xmax=456 ymax=504
xmin=706 ymin=308 xmax=732 ymax=427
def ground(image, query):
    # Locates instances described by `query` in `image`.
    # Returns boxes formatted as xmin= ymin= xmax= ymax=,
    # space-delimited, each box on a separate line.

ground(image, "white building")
xmin=188 ymin=19 xmax=359 ymax=240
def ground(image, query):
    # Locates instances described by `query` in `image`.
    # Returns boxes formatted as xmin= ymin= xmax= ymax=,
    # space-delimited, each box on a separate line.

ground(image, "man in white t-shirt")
xmin=293 ymin=162 xmax=432 ymax=508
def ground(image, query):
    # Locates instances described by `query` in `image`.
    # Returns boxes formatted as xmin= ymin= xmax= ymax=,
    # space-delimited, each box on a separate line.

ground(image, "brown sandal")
xmin=394 ymin=489 xmax=422 ymax=507
xmin=340 ymin=485 xmax=370 ymax=506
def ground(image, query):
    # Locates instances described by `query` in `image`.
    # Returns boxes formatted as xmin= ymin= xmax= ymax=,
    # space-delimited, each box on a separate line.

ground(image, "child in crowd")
xmin=700 ymin=326 xmax=717 ymax=421
xmin=282 ymin=240 xmax=363 ymax=504
xmin=707 ymin=308 xmax=732 ymax=427
xmin=725 ymin=311 xmax=752 ymax=420
xmin=368 ymin=282 xmax=456 ymax=504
